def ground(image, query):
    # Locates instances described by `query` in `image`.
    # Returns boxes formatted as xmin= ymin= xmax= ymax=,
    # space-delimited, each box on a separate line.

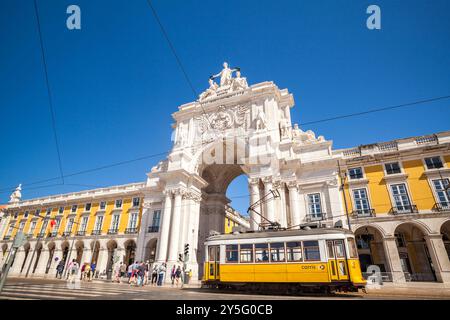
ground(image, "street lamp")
xmin=337 ymin=160 xmax=352 ymax=232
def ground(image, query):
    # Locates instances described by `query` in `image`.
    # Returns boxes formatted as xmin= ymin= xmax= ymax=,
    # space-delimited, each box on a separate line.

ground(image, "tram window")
xmin=327 ymin=241 xmax=334 ymax=258
xmin=286 ymin=242 xmax=303 ymax=262
xmin=347 ymin=238 xmax=358 ymax=259
xmin=303 ymin=241 xmax=321 ymax=261
xmin=334 ymin=240 xmax=345 ymax=258
xmin=240 ymin=244 xmax=253 ymax=263
xmin=255 ymin=243 xmax=269 ymax=262
xmin=208 ymin=247 xmax=216 ymax=262
xmin=225 ymin=245 xmax=238 ymax=263
xmin=270 ymin=242 xmax=285 ymax=262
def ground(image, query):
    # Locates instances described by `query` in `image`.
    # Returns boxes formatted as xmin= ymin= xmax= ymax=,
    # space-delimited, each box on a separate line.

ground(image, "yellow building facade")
xmin=337 ymin=132 xmax=450 ymax=283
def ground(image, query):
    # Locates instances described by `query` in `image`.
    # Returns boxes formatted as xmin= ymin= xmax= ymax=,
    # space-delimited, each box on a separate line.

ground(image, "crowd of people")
xmin=56 ymin=258 xmax=191 ymax=287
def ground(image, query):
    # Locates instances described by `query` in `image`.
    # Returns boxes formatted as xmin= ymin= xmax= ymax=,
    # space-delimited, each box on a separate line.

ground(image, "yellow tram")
xmin=202 ymin=228 xmax=366 ymax=293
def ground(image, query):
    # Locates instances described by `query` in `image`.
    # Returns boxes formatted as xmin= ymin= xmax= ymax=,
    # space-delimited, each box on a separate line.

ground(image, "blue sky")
xmin=1 ymin=0 xmax=449 ymax=215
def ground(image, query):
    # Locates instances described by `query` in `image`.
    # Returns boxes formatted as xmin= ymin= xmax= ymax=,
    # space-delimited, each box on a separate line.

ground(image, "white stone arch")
xmin=353 ymin=223 xmax=388 ymax=237
xmin=191 ymin=134 xmax=252 ymax=175
xmin=392 ymin=220 xmax=434 ymax=236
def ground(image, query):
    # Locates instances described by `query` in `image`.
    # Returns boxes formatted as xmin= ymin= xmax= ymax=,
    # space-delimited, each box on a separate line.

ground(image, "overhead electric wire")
xmin=1 ymin=94 xmax=449 ymax=195
xmin=33 ymin=0 xmax=65 ymax=184
xmin=144 ymin=0 xmax=220 ymax=139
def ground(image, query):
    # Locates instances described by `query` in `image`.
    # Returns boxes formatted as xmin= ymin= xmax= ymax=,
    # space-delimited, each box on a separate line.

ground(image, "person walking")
xmin=157 ymin=263 xmax=166 ymax=286
xmin=151 ymin=264 xmax=158 ymax=286
xmin=175 ymin=266 xmax=182 ymax=287
xmin=67 ymin=259 xmax=79 ymax=284
xmin=114 ymin=263 xmax=121 ymax=283
xmin=120 ymin=261 xmax=127 ymax=279
xmin=170 ymin=265 xmax=176 ymax=286
xmin=90 ymin=262 xmax=97 ymax=280
xmin=56 ymin=260 xmax=65 ymax=279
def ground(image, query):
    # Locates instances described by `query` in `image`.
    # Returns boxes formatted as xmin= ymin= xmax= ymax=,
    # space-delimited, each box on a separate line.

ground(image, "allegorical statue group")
xmin=198 ymin=62 xmax=249 ymax=101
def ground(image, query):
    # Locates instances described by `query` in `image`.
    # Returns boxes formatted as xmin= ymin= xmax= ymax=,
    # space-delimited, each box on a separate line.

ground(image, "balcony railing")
xmin=305 ymin=213 xmax=326 ymax=222
xmin=76 ymin=231 xmax=86 ymax=236
xmin=390 ymin=205 xmax=418 ymax=215
xmin=49 ymin=232 xmax=58 ymax=238
xmin=91 ymin=229 xmax=102 ymax=235
xmin=62 ymin=231 xmax=72 ymax=237
xmin=351 ymin=209 xmax=376 ymax=218
xmin=108 ymin=228 xmax=119 ymax=235
xmin=3 ymin=235 xmax=11 ymax=241
xmin=432 ymin=202 xmax=450 ymax=212
xmin=148 ymin=226 xmax=160 ymax=233
xmin=37 ymin=232 xmax=46 ymax=238
xmin=125 ymin=227 xmax=138 ymax=234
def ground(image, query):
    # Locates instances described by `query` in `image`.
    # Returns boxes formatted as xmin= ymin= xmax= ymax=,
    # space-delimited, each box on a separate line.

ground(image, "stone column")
xmin=155 ymin=190 xmax=173 ymax=263
xmin=288 ymin=182 xmax=301 ymax=228
xmin=275 ymin=181 xmax=287 ymax=228
xmin=96 ymin=247 xmax=109 ymax=275
xmin=264 ymin=177 xmax=275 ymax=223
xmin=186 ymin=192 xmax=201 ymax=281
xmin=136 ymin=205 xmax=151 ymax=261
xmin=424 ymin=234 xmax=450 ymax=283
xmin=178 ymin=194 xmax=189 ymax=255
xmin=382 ymin=236 xmax=406 ymax=283
xmin=34 ymin=248 xmax=50 ymax=277
xmin=167 ymin=189 xmax=183 ymax=264
xmin=10 ymin=247 xmax=27 ymax=275
xmin=248 ymin=178 xmax=261 ymax=230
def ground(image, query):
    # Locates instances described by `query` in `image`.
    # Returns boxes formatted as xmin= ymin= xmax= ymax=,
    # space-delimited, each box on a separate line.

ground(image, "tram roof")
xmin=206 ymin=227 xmax=353 ymax=241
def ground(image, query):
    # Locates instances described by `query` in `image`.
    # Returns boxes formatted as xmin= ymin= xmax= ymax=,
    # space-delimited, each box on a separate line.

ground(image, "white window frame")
xmin=110 ymin=214 xmax=120 ymax=231
xmin=350 ymin=187 xmax=372 ymax=215
xmin=132 ymin=197 xmax=140 ymax=208
xmin=65 ymin=218 xmax=74 ymax=233
xmin=430 ymin=178 xmax=450 ymax=209
xmin=24 ymin=211 xmax=29 ymax=218
xmin=53 ymin=218 xmax=61 ymax=233
xmin=99 ymin=201 xmax=107 ymax=211
xmin=348 ymin=167 xmax=365 ymax=180
xmin=29 ymin=221 xmax=37 ymax=235
xmin=18 ymin=221 xmax=26 ymax=233
xmin=151 ymin=210 xmax=161 ymax=227
xmin=94 ymin=215 xmax=104 ymax=231
xmin=383 ymin=161 xmax=404 ymax=175
xmin=71 ymin=205 xmax=78 ymax=213
xmin=84 ymin=203 xmax=92 ymax=212
xmin=423 ymin=155 xmax=445 ymax=171
xmin=128 ymin=212 xmax=139 ymax=229
xmin=115 ymin=199 xmax=123 ymax=209
xmin=79 ymin=216 xmax=89 ymax=232
xmin=307 ymin=193 xmax=323 ymax=219
xmin=388 ymin=182 xmax=413 ymax=213
xmin=58 ymin=206 xmax=65 ymax=214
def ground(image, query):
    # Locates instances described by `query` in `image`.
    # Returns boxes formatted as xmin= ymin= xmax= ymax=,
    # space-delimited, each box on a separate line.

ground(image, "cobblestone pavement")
xmin=0 ymin=278 xmax=449 ymax=300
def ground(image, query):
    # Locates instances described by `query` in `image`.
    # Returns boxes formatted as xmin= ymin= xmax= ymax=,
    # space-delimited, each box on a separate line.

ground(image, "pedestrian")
xmin=137 ymin=262 xmax=145 ymax=287
xmin=120 ymin=261 xmax=127 ymax=279
xmin=157 ymin=263 xmax=166 ymax=286
xmin=90 ymin=261 xmax=96 ymax=279
xmin=175 ymin=265 xmax=182 ymax=287
xmin=56 ymin=260 xmax=64 ymax=279
xmin=67 ymin=259 xmax=79 ymax=284
xmin=85 ymin=263 xmax=92 ymax=282
xmin=151 ymin=264 xmax=158 ymax=286
xmin=170 ymin=264 xmax=176 ymax=286
xmin=80 ymin=263 xmax=86 ymax=280
xmin=127 ymin=263 xmax=133 ymax=279
xmin=114 ymin=263 xmax=121 ymax=283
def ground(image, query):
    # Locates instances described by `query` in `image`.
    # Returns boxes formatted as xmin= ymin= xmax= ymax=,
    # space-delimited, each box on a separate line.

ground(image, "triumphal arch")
xmin=138 ymin=62 xmax=346 ymax=279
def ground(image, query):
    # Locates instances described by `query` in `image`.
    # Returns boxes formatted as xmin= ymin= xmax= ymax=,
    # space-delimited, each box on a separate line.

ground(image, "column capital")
xmin=287 ymin=180 xmax=298 ymax=189
xmin=262 ymin=176 xmax=273 ymax=184
xmin=248 ymin=177 xmax=260 ymax=186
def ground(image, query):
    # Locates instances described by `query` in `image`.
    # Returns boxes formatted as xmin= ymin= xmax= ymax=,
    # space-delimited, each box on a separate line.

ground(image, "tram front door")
xmin=327 ymin=240 xmax=349 ymax=281
xmin=206 ymin=246 xmax=220 ymax=281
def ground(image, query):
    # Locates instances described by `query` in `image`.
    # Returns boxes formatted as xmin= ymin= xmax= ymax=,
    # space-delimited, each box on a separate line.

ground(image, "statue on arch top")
xmin=9 ymin=184 xmax=22 ymax=203
xmin=210 ymin=61 xmax=238 ymax=87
